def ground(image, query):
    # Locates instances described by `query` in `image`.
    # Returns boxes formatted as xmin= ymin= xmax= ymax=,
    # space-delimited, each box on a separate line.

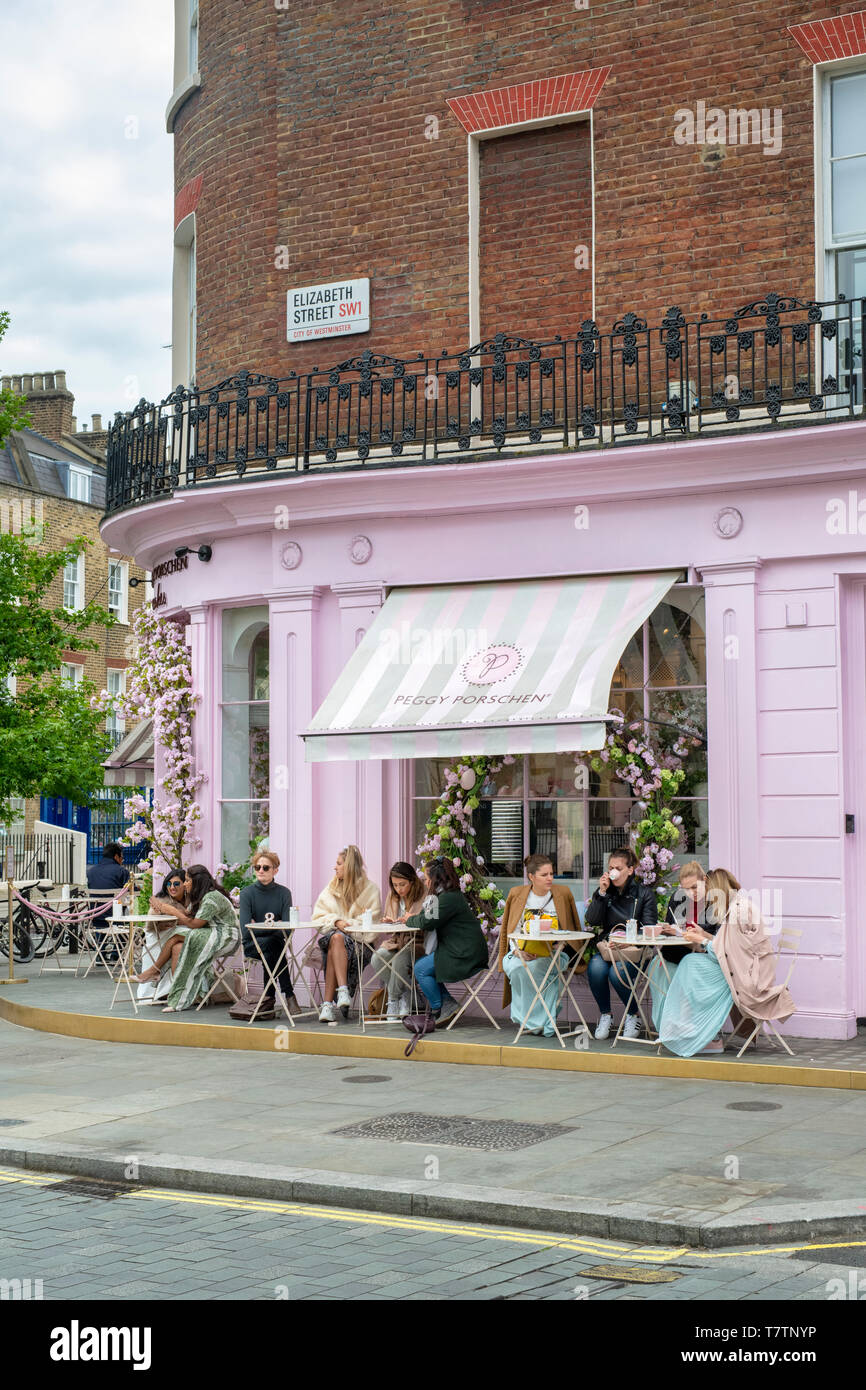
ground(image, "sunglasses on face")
xmin=254 ymin=864 xmax=272 ymax=872
xmin=168 ymin=880 xmax=183 ymax=889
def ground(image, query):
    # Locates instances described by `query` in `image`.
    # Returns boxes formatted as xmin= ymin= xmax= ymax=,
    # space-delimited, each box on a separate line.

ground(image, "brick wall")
xmin=171 ymin=0 xmax=861 ymax=389
xmin=479 ymin=122 xmax=593 ymax=342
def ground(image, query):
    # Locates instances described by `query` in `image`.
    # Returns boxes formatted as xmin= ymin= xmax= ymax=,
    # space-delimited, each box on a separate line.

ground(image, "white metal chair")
xmin=195 ymin=939 xmax=246 ymax=1011
xmin=442 ymin=946 xmax=502 ymax=1032
xmin=732 ymin=926 xmax=802 ymax=1058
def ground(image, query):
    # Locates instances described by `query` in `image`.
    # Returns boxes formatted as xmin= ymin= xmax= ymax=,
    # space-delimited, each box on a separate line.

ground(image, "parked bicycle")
xmin=0 ymin=880 xmax=53 ymax=964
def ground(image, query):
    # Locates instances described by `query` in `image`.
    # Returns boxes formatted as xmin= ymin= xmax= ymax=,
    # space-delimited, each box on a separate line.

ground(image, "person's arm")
xmin=584 ymin=891 xmax=607 ymax=928
xmin=311 ymin=888 xmax=341 ymax=932
xmin=238 ymin=886 xmax=255 ymax=930
xmin=638 ymin=884 xmax=658 ymax=927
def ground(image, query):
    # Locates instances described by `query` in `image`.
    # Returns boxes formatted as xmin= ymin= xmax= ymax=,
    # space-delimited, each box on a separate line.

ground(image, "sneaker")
xmin=594 ymin=1013 xmax=613 ymax=1040
xmin=336 ymin=985 xmax=352 ymax=1009
xmin=699 ymin=1037 xmax=725 ymax=1055
xmin=623 ymin=1014 xmax=641 ymax=1040
xmin=437 ymin=997 xmax=460 ymax=1025
xmin=318 ymin=1000 xmax=338 ymax=1023
xmin=397 ymin=993 xmax=411 ymax=1018
xmin=385 ymin=998 xmax=401 ymax=1022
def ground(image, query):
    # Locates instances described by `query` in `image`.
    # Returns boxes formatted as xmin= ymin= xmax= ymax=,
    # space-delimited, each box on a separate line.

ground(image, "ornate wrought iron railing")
xmin=105 ymin=293 xmax=865 ymax=514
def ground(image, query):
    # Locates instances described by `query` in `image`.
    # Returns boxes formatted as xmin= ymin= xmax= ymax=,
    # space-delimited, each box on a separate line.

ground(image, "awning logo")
xmin=461 ymin=644 xmax=524 ymax=686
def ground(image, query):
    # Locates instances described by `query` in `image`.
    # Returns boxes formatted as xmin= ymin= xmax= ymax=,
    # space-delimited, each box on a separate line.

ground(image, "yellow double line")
xmin=3 ymin=1166 xmax=866 ymax=1266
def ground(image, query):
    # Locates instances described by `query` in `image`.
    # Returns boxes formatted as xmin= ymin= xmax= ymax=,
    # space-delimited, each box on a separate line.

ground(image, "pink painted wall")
xmin=101 ymin=419 xmax=866 ymax=1038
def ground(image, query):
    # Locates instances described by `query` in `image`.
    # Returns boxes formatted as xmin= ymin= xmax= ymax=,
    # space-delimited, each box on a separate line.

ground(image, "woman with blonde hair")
xmin=657 ymin=867 xmax=795 ymax=1056
xmin=313 ymin=846 xmax=381 ymax=1022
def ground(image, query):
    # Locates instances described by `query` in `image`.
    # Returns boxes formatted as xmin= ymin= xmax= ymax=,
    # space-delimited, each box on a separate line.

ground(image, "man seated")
xmin=86 ymin=843 xmax=129 ymax=962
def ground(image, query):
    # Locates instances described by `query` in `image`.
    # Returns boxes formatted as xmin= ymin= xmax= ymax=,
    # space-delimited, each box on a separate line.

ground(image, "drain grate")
xmin=584 ymin=1264 xmax=682 ymax=1284
xmin=332 ymin=1111 xmax=575 ymax=1150
xmin=0 ymin=1119 xmax=27 ymax=1127
xmin=49 ymin=1178 xmax=135 ymax=1201
xmin=726 ymin=1101 xmax=782 ymax=1112
xmin=341 ymin=1074 xmax=392 ymax=1084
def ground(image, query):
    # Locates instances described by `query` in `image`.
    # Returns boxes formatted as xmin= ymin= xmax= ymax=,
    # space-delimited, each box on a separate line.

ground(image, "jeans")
xmin=587 ymin=952 xmax=639 ymax=1016
xmin=244 ymin=928 xmax=294 ymax=999
xmin=413 ymin=953 xmax=455 ymax=1013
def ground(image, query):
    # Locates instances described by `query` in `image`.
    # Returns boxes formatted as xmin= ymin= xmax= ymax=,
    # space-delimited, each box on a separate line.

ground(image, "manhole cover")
xmin=0 ymin=1119 xmax=27 ymax=1127
xmin=50 ymin=1178 xmax=134 ymax=1201
xmin=341 ymin=1075 xmax=392 ymax=1084
xmin=584 ymin=1265 xmax=681 ymax=1284
xmin=726 ymin=1102 xmax=782 ymax=1112
xmin=332 ymin=1112 xmax=575 ymax=1150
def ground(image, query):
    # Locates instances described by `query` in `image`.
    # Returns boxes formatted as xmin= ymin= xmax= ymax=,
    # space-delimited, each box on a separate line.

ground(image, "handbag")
xmin=598 ymin=939 xmax=642 ymax=964
xmin=368 ymin=987 xmax=386 ymax=1017
xmin=402 ymin=1010 xmax=436 ymax=1056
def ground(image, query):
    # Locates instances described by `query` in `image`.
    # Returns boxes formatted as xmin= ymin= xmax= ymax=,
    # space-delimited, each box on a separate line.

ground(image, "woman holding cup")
xmin=496 ymin=854 xmax=581 ymax=1035
xmin=584 ymin=846 xmax=657 ymax=1040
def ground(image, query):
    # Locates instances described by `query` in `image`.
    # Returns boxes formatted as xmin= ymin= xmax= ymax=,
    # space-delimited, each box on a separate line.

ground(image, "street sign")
xmin=287 ymin=278 xmax=370 ymax=342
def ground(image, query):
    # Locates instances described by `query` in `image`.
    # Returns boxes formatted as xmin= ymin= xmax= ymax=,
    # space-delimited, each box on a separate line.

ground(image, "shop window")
xmin=220 ymin=607 xmax=270 ymax=864
xmin=413 ymin=586 xmax=708 ymax=903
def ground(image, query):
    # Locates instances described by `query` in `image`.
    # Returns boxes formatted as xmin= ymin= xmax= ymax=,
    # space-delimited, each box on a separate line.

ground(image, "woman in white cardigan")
xmin=313 ymin=845 xmax=381 ymax=1022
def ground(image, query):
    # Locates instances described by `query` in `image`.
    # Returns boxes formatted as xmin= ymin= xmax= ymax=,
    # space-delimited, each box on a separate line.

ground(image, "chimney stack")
xmin=5 ymin=369 xmax=75 ymax=442
xmin=91 ymin=413 xmax=102 ymax=432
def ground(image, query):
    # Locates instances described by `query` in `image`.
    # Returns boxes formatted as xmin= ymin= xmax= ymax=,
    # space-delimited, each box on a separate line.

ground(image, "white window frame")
xmin=189 ymin=0 xmax=199 ymax=74
xmin=166 ymin=0 xmax=202 ymax=132
xmin=63 ymin=554 xmax=85 ymax=612
xmin=61 ymin=662 xmax=84 ymax=688
xmin=68 ymin=466 xmax=91 ymax=503
xmin=815 ymin=58 xmax=866 ymax=299
xmin=172 ymin=213 xmax=197 ymax=390
xmin=106 ymin=668 xmax=127 ymax=737
xmin=108 ymin=559 xmax=129 ymax=624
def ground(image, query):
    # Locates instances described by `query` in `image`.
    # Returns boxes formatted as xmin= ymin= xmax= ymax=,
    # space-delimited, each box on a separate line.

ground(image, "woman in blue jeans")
xmin=584 ymin=847 xmax=658 ymax=1040
xmin=403 ymin=859 xmax=489 ymax=1024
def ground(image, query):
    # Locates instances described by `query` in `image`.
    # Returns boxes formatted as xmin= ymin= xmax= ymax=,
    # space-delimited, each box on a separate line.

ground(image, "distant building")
xmin=0 ymin=371 xmax=149 ymax=857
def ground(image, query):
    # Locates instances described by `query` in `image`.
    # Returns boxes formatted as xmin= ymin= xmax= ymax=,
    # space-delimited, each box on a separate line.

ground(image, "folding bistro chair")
xmin=732 ymin=926 xmax=802 ymax=1058
xmin=442 ymin=945 xmax=502 ymax=1032
xmin=78 ymin=889 xmax=131 ymax=977
xmin=195 ymin=938 xmax=246 ymax=1011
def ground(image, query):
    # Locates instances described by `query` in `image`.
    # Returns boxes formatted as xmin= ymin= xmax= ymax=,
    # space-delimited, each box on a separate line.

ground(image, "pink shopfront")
xmin=101 ymin=417 xmax=866 ymax=1041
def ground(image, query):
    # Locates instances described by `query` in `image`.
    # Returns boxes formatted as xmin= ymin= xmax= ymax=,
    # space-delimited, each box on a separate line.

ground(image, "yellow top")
xmin=516 ymin=909 xmax=559 ymax=957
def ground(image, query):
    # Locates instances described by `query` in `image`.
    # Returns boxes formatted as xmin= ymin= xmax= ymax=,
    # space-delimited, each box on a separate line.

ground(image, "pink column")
xmin=267 ymin=587 xmax=323 ymax=917
xmin=332 ymin=582 xmax=386 ymax=892
xmin=185 ymin=605 xmax=219 ymax=869
xmin=700 ymin=559 xmax=762 ymax=890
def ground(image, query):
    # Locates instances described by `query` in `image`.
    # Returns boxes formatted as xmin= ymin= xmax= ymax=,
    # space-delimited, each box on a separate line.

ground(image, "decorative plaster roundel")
xmin=280 ymin=541 xmax=303 ymax=570
xmin=714 ymin=507 xmax=743 ymax=539
xmin=350 ymin=534 xmax=373 ymax=565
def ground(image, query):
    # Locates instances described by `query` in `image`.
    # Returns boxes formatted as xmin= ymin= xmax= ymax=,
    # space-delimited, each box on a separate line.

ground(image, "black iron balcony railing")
xmin=105 ymin=292 xmax=865 ymax=514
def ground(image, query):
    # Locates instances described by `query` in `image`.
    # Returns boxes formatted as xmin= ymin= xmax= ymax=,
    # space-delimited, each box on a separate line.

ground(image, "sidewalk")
xmin=2 ymin=1013 xmax=866 ymax=1248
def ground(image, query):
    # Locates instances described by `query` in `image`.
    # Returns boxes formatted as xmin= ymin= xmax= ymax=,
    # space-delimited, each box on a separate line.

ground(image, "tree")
xmin=0 ymin=313 xmax=31 ymax=446
xmin=0 ymin=531 xmax=114 ymax=823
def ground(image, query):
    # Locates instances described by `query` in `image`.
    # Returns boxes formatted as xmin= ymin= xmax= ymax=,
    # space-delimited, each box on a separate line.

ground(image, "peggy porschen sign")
xmin=287 ymin=278 xmax=370 ymax=342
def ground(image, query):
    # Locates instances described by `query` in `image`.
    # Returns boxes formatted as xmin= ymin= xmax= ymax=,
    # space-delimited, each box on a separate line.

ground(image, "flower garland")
xmin=96 ymin=606 xmax=204 ymax=872
xmin=583 ymin=709 xmax=704 ymax=896
xmin=416 ymin=755 xmax=514 ymax=935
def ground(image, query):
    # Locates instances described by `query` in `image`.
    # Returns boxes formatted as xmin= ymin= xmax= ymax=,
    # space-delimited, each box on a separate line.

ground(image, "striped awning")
xmin=102 ymin=719 xmax=154 ymax=787
xmin=304 ymin=572 xmax=679 ymax=762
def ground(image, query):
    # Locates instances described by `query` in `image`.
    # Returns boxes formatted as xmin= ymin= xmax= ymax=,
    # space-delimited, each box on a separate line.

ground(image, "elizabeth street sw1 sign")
xmin=287 ymin=278 xmax=370 ymax=342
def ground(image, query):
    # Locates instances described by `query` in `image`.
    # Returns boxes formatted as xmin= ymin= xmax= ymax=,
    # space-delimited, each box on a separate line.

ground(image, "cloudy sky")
xmin=0 ymin=0 xmax=174 ymax=429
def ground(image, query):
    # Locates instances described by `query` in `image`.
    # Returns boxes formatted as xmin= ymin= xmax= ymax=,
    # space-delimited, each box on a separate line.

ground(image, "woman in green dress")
xmin=134 ymin=864 xmax=239 ymax=1012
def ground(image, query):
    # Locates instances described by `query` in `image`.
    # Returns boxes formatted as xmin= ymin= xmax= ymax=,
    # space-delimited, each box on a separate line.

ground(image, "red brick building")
xmin=165 ymin=0 xmax=865 ymax=389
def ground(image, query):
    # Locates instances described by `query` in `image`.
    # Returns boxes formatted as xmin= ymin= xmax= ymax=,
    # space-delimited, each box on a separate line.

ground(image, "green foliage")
xmin=0 ymin=313 xmax=31 ymax=446
xmin=136 ymin=869 xmax=153 ymax=915
xmin=0 ymin=530 xmax=115 ymax=823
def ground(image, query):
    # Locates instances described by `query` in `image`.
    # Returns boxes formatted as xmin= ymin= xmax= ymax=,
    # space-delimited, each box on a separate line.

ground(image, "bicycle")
xmin=0 ymin=880 xmax=47 ymax=964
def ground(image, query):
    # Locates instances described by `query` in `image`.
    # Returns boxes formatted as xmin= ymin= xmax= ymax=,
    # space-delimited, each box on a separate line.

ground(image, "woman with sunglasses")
xmin=135 ymin=869 xmax=189 ymax=1005
xmin=134 ymin=864 xmax=239 ymax=1012
xmin=238 ymin=850 xmax=294 ymax=1018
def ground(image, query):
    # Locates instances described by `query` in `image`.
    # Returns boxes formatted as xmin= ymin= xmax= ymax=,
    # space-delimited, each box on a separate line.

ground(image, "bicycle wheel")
xmin=30 ymin=909 xmax=60 ymax=957
xmin=0 ymin=905 xmax=34 ymax=963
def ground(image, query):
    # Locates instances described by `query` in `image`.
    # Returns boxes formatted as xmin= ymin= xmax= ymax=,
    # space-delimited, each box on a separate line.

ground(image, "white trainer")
xmin=385 ymin=998 xmax=401 ymax=1022
xmin=594 ymin=1013 xmax=613 ymax=1040
xmin=318 ymin=1000 xmax=338 ymax=1023
xmin=623 ymin=1014 xmax=641 ymax=1040
xmin=397 ymin=993 xmax=411 ymax=1018
xmin=336 ymin=985 xmax=352 ymax=1009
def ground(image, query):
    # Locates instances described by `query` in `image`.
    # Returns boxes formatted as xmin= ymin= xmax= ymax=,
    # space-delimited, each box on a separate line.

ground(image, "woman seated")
xmin=657 ymin=868 xmax=795 ymax=1056
xmin=584 ymin=846 xmax=658 ymax=1040
xmin=370 ymin=862 xmax=426 ymax=1022
xmin=496 ymin=853 xmax=581 ymax=1036
xmin=134 ymin=865 xmax=239 ymax=1012
xmin=313 ymin=845 xmax=382 ymax=1023
xmin=136 ymin=868 xmax=189 ymax=1004
xmin=238 ymin=850 xmax=294 ymax=1017
xmin=408 ymin=859 xmax=489 ymax=1024
xmin=647 ymin=860 xmax=711 ymax=1028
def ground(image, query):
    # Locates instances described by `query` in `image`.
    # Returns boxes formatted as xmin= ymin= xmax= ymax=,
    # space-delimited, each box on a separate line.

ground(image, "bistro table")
xmin=607 ymin=929 xmax=684 ymax=1048
xmin=242 ymin=919 xmax=322 ymax=1025
xmin=108 ymin=914 xmax=177 ymax=1014
xmin=506 ymin=929 xmax=594 ymax=1049
xmin=351 ymin=925 xmax=421 ymax=1031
